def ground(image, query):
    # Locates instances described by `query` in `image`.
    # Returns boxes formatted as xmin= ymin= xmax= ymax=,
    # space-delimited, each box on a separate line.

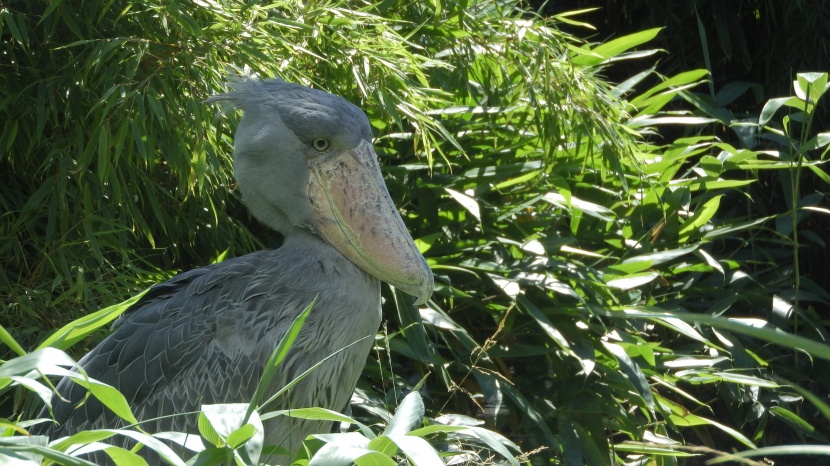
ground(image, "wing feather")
xmin=48 ymin=252 xmax=263 ymax=436
xmin=43 ymin=242 xmax=382 ymax=464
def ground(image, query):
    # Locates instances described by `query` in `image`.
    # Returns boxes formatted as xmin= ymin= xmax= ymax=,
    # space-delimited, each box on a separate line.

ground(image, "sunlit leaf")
xmin=383 ymin=392 xmax=425 ymax=437
xmin=571 ymin=28 xmax=662 ymax=66
xmin=669 ymin=414 xmax=756 ymax=448
xmin=606 ymin=271 xmax=660 ymax=291
xmin=708 ymin=445 xmax=830 ymax=464
xmin=37 ymin=290 xmax=150 ymax=351
xmin=445 ymin=188 xmax=481 ymax=223
xmin=603 ymin=342 xmax=654 ymax=411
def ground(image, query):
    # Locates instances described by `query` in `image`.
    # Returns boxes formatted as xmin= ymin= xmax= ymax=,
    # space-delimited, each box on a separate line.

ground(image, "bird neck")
xmin=280 ymin=226 xmax=336 ymax=253
xmin=279 ymin=227 xmax=380 ymax=290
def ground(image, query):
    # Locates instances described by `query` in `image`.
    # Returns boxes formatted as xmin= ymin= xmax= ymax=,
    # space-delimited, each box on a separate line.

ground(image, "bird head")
xmin=207 ymin=78 xmax=433 ymax=305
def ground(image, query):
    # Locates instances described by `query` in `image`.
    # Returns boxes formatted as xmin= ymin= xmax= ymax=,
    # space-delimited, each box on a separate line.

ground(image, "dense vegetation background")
xmin=2 ymin=0 xmax=830 ymax=464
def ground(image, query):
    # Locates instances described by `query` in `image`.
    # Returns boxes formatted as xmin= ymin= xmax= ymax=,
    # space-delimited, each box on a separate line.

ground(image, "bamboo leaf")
xmin=603 ymin=342 xmax=655 ymax=412
xmin=571 ymin=28 xmax=661 ymax=66
xmin=37 ymin=289 xmax=150 ymax=351
xmin=383 ymin=392 xmax=424 ymax=437
xmin=708 ymin=445 xmax=830 ymax=464
xmin=678 ymin=195 xmax=722 ymax=242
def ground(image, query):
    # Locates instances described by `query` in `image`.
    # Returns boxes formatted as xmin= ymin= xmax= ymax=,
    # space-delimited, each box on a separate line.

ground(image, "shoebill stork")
xmin=44 ymin=78 xmax=433 ymax=460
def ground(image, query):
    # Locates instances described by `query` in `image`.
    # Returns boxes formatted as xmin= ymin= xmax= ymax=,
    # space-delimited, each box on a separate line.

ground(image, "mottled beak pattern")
xmin=307 ymin=140 xmax=434 ymax=305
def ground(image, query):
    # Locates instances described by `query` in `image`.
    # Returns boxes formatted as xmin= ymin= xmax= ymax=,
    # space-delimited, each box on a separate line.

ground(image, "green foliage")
xmin=1 ymin=309 xmax=520 ymax=465
xmin=539 ymin=1 xmax=830 ymax=118
xmin=2 ymin=0 xmax=830 ymax=465
xmin=283 ymin=392 xmax=521 ymax=465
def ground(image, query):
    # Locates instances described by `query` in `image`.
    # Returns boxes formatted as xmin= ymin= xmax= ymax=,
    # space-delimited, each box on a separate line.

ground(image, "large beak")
xmin=307 ymin=140 xmax=434 ymax=305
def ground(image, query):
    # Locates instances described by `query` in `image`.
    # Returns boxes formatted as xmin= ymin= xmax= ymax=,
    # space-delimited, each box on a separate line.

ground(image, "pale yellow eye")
xmin=312 ymin=138 xmax=330 ymax=152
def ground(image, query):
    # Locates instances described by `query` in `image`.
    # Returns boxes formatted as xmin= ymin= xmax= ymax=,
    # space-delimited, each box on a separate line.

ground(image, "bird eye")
xmin=311 ymin=138 xmax=330 ymax=152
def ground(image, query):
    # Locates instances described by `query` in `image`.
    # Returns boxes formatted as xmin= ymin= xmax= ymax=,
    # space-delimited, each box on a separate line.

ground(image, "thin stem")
xmin=790 ymin=84 xmax=816 ymax=353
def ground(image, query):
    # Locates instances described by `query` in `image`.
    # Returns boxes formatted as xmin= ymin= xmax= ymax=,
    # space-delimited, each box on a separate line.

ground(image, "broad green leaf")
xmin=103 ymin=446 xmax=149 ymax=466
xmin=383 ymin=392 xmax=424 ymax=437
xmin=704 ymin=216 xmax=770 ymax=238
xmin=710 ymin=372 xmax=778 ymax=388
xmin=197 ymin=412 xmax=222 ymax=448
xmin=200 ymin=404 xmax=263 ymax=463
xmin=367 ymin=435 xmax=398 ymax=456
xmin=571 ymin=28 xmax=661 ymax=66
xmin=492 ymin=170 xmax=541 ymax=190
xmin=309 ymin=445 xmax=378 ymax=466
xmin=0 ymin=348 xmax=79 ymax=393
xmin=630 ymin=69 xmax=710 ymax=106
xmin=308 ymin=432 xmax=372 ymax=466
xmin=708 ymin=445 xmax=830 ymax=464
xmin=500 ymin=383 xmax=558 ymax=449
xmin=606 ymin=272 xmax=660 ymax=291
xmin=622 ymin=244 xmax=699 ymax=266
xmin=153 ymin=432 xmax=205 ymax=454
xmin=671 ymin=178 xmax=755 ymax=191
xmin=407 ymin=425 xmax=467 ymax=437
xmin=445 ymin=188 xmax=481 ymax=222
xmin=807 ymin=163 xmax=830 ymax=185
xmin=619 ymin=343 xmax=656 ymax=367
xmin=353 ymin=451 xmax=398 ymax=466
xmin=795 ymin=72 xmax=829 ymax=103
xmin=37 ymin=289 xmax=150 ymax=351
xmin=0 ymin=325 xmax=25 ymax=357
xmin=387 ymin=434 xmax=443 ymax=466
xmin=695 ymin=248 xmax=724 ymax=275
xmin=663 ymin=356 xmax=728 ymax=369
xmin=1 ymin=418 xmax=34 ymax=436
xmin=226 ymin=423 xmax=256 ymax=449
xmin=614 ymin=308 xmax=830 ymax=362
xmin=52 ymin=430 xmax=117 ymax=448
xmin=783 ymin=379 xmax=830 ymax=421
xmin=55 ymin=429 xmax=187 ymax=466
xmin=543 ymin=192 xmax=614 ymax=221
xmin=759 ymin=97 xmax=799 ymax=126
xmin=0 ymin=435 xmax=48 ymax=465
xmin=463 ymin=426 xmax=520 ymax=466
xmin=678 ymin=195 xmax=722 ymax=242
xmin=418 ymin=306 xmax=480 ymax=363
xmin=603 ymin=342 xmax=654 ymax=412
xmin=0 ymin=436 xmax=99 ymax=466
xmin=670 ymin=414 xmax=756 ymax=448
xmin=9 ymin=376 xmax=54 ymax=408
xmin=271 ymin=407 xmax=357 ymax=424
xmin=628 ymin=115 xmax=718 ymax=127
xmin=517 ymin=297 xmax=571 ymax=351
xmin=558 ymin=418 xmax=583 ymax=466
xmin=651 ymin=318 xmax=711 ymax=344
xmin=186 ymin=447 xmax=233 ymax=466
xmin=770 ymin=406 xmax=817 ymax=434
xmin=268 ymin=407 xmax=376 ymax=439
xmin=613 ymin=442 xmax=697 ymax=457
xmin=104 ymin=430 xmax=188 ymax=466
xmin=83 ymin=382 xmax=139 ymax=426
xmin=797 ymin=132 xmax=830 ymax=155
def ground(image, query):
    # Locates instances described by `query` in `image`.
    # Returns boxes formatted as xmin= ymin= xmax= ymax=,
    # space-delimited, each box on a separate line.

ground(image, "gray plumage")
xmin=43 ymin=77 xmax=433 ymax=463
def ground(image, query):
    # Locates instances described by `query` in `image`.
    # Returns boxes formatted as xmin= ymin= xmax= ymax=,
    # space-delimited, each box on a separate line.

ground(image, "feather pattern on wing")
xmin=47 ymin=235 xmax=380 ymax=458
